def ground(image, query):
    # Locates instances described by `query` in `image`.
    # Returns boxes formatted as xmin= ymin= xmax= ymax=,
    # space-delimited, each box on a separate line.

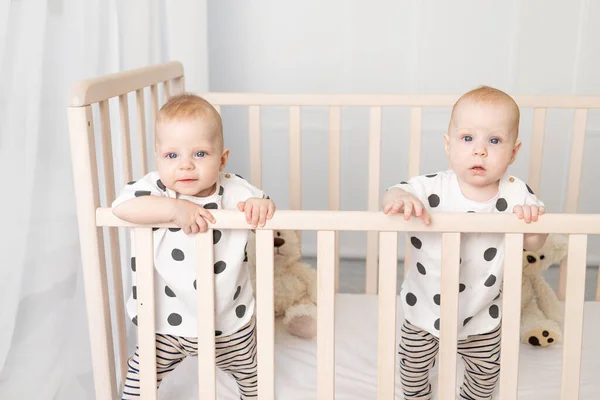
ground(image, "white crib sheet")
xmin=158 ymin=294 xmax=600 ymax=399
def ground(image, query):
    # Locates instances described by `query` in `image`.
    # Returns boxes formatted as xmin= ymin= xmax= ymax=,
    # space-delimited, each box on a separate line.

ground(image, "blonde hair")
xmin=450 ymin=85 xmax=520 ymax=135
xmin=156 ymin=93 xmax=223 ymax=146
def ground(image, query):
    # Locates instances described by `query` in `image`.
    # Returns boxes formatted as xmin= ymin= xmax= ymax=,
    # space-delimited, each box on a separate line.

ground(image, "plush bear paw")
xmin=525 ymin=327 xmax=559 ymax=347
xmin=285 ymin=314 xmax=317 ymax=339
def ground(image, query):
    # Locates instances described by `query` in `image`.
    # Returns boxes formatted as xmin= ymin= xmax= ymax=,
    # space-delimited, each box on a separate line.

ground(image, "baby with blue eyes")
xmin=113 ymin=93 xmax=273 ymax=400
xmin=382 ymin=86 xmax=547 ymax=400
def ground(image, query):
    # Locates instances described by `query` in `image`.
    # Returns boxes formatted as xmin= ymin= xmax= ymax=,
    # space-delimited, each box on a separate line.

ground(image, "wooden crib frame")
xmin=68 ymin=61 xmax=600 ymax=400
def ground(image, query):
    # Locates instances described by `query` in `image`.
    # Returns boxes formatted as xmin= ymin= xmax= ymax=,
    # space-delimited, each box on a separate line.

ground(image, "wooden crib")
xmin=67 ymin=61 xmax=600 ymax=399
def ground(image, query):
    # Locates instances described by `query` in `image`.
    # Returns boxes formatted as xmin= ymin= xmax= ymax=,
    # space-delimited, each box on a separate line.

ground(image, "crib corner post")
xmin=67 ymin=105 xmax=118 ymax=400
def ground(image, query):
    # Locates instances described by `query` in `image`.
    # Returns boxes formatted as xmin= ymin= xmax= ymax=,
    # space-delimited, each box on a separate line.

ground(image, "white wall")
xmin=207 ymin=0 xmax=600 ymax=262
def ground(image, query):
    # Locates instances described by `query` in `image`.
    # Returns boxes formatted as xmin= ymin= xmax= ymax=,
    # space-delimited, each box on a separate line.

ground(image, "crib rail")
xmin=97 ymin=210 xmax=595 ymax=400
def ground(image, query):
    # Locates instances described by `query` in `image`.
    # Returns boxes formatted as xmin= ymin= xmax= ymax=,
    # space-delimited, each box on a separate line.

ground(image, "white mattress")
xmin=158 ymin=294 xmax=600 ymax=399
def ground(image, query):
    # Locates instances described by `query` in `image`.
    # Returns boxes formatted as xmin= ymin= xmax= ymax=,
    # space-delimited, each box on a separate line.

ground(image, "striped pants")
xmin=121 ymin=316 xmax=257 ymax=399
xmin=399 ymin=320 xmax=501 ymax=400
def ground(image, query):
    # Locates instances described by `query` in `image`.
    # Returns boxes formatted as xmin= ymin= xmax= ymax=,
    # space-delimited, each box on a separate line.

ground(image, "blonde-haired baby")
xmin=113 ymin=93 xmax=274 ymax=399
xmin=382 ymin=86 xmax=547 ymax=400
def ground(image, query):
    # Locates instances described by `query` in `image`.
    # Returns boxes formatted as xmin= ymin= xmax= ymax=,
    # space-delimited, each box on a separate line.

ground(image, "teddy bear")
xmin=246 ymin=229 xmax=318 ymax=339
xmin=520 ymin=234 xmax=568 ymax=347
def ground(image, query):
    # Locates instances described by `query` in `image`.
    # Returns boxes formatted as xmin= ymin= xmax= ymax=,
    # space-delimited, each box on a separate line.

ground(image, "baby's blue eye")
xmin=490 ymin=138 xmax=500 ymax=144
xmin=463 ymin=136 xmax=473 ymax=142
xmin=195 ymin=151 xmax=206 ymax=158
xmin=167 ymin=153 xmax=177 ymax=159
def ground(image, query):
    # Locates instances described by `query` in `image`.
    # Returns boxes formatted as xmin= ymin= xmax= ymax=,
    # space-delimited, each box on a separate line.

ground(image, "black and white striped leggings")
xmin=121 ymin=316 xmax=257 ymax=399
xmin=399 ymin=320 xmax=501 ymax=400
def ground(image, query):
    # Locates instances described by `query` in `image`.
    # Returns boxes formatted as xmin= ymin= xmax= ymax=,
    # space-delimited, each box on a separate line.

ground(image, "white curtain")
xmin=0 ymin=1 xmax=208 ymax=398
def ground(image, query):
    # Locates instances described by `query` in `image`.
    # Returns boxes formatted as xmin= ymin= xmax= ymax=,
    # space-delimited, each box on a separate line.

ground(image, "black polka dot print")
xmin=213 ymin=230 xmax=222 ymax=245
xmin=416 ymin=262 xmax=426 ymax=275
xmin=152 ymin=227 xmax=159 ymax=231
xmin=434 ymin=319 xmax=440 ymax=330
xmin=218 ymin=186 xmax=224 ymax=196
xmin=204 ymin=202 xmax=218 ymax=210
xmin=169 ymin=228 xmax=181 ymax=232
xmin=484 ymin=274 xmax=497 ymax=287
xmin=168 ymin=313 xmax=182 ymax=326
xmin=132 ymin=286 xmax=137 ymax=300
xmin=233 ymin=286 xmax=242 ymax=300
xmin=193 ymin=280 xmax=197 ymax=290
xmin=467 ymin=211 xmax=475 ymax=213
xmin=496 ymin=198 xmax=508 ymax=212
xmin=172 ymin=249 xmax=185 ymax=261
xmin=410 ymin=237 xmax=422 ymax=250
xmin=215 ymin=330 xmax=222 ymax=336
xmin=214 ymin=261 xmax=227 ymax=274
xmin=165 ymin=286 xmax=176 ymax=297
xmin=406 ymin=293 xmax=417 ymax=306
xmin=494 ymin=292 xmax=501 ymax=301
xmin=489 ymin=305 xmax=499 ymax=319
xmin=400 ymin=181 xmax=408 ymax=185
xmin=433 ymin=294 xmax=440 ymax=305
xmin=484 ymin=247 xmax=497 ymax=262
xmin=132 ymin=316 xmax=138 ymax=326
xmin=236 ymin=305 xmax=247 ymax=318
xmin=463 ymin=317 xmax=472 ymax=326
xmin=459 ymin=283 xmax=466 ymax=293
xmin=157 ymin=179 xmax=166 ymax=191
xmin=135 ymin=190 xmax=151 ymax=197
xmin=428 ymin=194 xmax=440 ymax=208
xmin=131 ymin=257 xmax=136 ymax=272
xmin=526 ymin=184 xmax=534 ymax=195
xmin=235 ymin=174 xmax=244 ymax=179
xmin=426 ymin=174 xmax=437 ymax=178
xmin=127 ymin=181 xmax=136 ymax=185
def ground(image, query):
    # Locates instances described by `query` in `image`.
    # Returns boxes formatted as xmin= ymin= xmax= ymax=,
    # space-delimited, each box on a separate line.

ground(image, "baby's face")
xmin=445 ymin=101 xmax=521 ymax=190
xmin=155 ymin=118 xmax=227 ymax=197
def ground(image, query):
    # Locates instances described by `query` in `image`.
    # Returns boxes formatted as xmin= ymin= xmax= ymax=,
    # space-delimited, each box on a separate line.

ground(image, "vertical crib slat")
xmin=99 ymin=100 xmax=127 ymax=384
xmin=249 ymin=106 xmax=262 ymax=188
xmin=329 ymin=107 xmax=341 ymax=292
xmin=135 ymin=89 xmax=149 ymax=176
xmin=172 ymin=76 xmax=185 ymax=96
xmin=561 ymin=234 xmax=587 ymax=400
xmin=290 ymin=106 xmax=302 ymax=211
xmin=197 ymin=231 xmax=216 ymax=400
xmin=134 ymin=228 xmax=157 ymax=400
xmin=115 ymin=94 xmax=132 ymax=381
xmin=163 ymin=80 xmax=171 ymax=103
xmin=528 ymin=108 xmax=546 ymax=194
xmin=438 ymin=232 xmax=460 ymax=400
xmin=317 ymin=231 xmax=336 ymax=400
xmin=150 ymin=84 xmax=159 ymax=144
xmin=559 ymin=109 xmax=588 ymax=300
xmin=119 ymin=94 xmax=133 ymax=182
xmin=366 ymin=106 xmax=382 ymax=294
xmin=404 ymin=107 xmax=422 ymax=279
xmin=256 ymin=230 xmax=275 ymax=398
xmin=499 ymin=234 xmax=524 ymax=399
xmin=377 ymin=232 xmax=398 ymax=399
xmin=68 ymin=106 xmax=117 ymax=400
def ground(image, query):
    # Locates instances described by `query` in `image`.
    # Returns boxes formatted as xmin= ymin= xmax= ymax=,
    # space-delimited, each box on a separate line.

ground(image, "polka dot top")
xmin=389 ymin=170 xmax=544 ymax=339
xmin=112 ymin=171 xmax=267 ymax=337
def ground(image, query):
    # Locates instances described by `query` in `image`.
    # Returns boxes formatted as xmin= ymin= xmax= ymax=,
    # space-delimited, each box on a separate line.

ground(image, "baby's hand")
xmin=172 ymin=199 xmax=216 ymax=234
xmin=383 ymin=188 xmax=431 ymax=225
xmin=513 ymin=204 xmax=545 ymax=224
xmin=237 ymin=198 xmax=276 ymax=228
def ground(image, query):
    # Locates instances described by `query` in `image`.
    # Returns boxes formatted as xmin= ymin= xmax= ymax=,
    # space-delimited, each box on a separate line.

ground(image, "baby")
xmin=113 ymin=94 xmax=274 ymax=399
xmin=382 ymin=86 xmax=547 ymax=400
